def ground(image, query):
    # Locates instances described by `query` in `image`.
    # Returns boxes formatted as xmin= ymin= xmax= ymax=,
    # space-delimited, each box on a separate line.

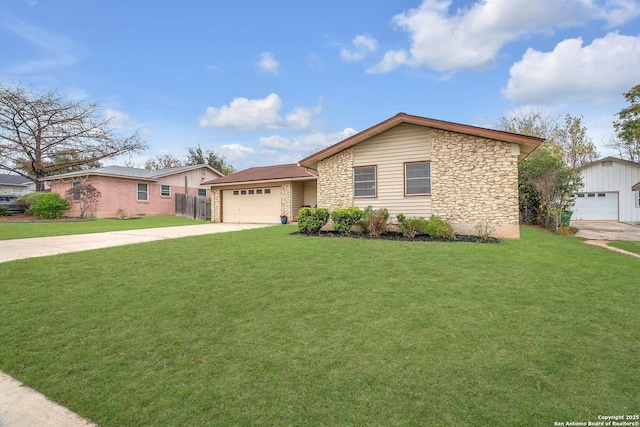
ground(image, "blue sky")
xmin=2 ymin=0 xmax=639 ymax=171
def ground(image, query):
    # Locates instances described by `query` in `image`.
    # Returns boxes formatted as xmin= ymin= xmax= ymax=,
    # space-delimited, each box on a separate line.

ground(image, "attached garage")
xmin=202 ymin=164 xmax=318 ymax=224
xmin=222 ymin=187 xmax=282 ymax=223
xmin=573 ymin=192 xmax=618 ymax=220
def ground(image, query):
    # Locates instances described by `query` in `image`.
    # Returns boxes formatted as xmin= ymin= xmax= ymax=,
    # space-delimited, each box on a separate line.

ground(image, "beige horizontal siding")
xmin=352 ymin=123 xmax=432 ymax=219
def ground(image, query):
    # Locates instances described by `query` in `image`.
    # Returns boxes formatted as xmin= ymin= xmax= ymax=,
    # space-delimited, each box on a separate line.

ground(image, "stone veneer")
xmin=317 ymin=148 xmax=353 ymax=211
xmin=281 ymin=183 xmax=291 ymax=218
xmin=211 ymin=189 xmax=221 ymax=222
xmin=431 ymin=129 xmax=520 ymax=238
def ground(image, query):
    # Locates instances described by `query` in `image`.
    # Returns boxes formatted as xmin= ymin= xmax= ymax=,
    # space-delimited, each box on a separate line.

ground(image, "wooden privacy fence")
xmin=175 ymin=193 xmax=211 ymax=221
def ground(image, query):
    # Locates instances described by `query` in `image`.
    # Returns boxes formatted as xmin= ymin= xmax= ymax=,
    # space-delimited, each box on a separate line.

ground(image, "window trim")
xmin=137 ymin=182 xmax=149 ymax=202
xmin=353 ymin=165 xmax=377 ymax=198
xmin=404 ymin=161 xmax=431 ymax=196
xmin=160 ymin=185 xmax=171 ymax=198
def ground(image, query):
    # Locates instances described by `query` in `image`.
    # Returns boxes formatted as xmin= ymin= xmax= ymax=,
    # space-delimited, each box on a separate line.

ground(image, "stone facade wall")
xmin=431 ymin=130 xmax=520 ymax=238
xmin=211 ymin=188 xmax=221 ymax=222
xmin=317 ymin=148 xmax=353 ymax=211
xmin=281 ymin=183 xmax=291 ymax=218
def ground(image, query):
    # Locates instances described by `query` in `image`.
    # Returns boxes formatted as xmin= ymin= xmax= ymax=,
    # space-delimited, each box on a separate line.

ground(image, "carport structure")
xmin=203 ymin=164 xmax=318 ymax=224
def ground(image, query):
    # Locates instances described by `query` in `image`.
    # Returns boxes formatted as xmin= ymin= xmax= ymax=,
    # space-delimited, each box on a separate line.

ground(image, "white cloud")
xmin=370 ymin=0 xmax=640 ymax=74
xmin=199 ymin=93 xmax=321 ymax=130
xmin=1 ymin=17 xmax=76 ymax=74
xmin=219 ymin=143 xmax=256 ymax=159
xmin=199 ymin=93 xmax=284 ymax=130
xmin=259 ymin=128 xmax=358 ymax=154
xmin=257 ymin=52 xmax=279 ymax=74
xmin=105 ymin=109 xmax=132 ymax=129
xmin=341 ymin=35 xmax=379 ymax=61
xmin=502 ymin=32 xmax=640 ymax=105
xmin=206 ymin=64 xmax=223 ymax=73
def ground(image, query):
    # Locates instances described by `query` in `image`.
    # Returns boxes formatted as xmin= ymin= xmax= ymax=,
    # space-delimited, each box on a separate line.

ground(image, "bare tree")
xmin=186 ymin=144 xmax=234 ymax=175
xmin=65 ymin=183 xmax=101 ymax=219
xmin=144 ymin=153 xmax=184 ymax=170
xmin=0 ymin=83 xmax=147 ymax=190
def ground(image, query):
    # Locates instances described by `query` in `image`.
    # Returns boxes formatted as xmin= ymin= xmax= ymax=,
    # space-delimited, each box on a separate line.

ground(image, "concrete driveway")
xmin=571 ymin=220 xmax=640 ymax=241
xmin=0 ymin=222 xmax=272 ymax=264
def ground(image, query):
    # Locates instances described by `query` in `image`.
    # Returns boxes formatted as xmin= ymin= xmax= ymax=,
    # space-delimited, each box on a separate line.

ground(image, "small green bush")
xmin=297 ymin=207 xmax=330 ymax=234
xmin=330 ymin=206 xmax=364 ymax=233
xmin=0 ymin=206 xmax=12 ymax=216
xmin=15 ymin=192 xmax=41 ymax=215
xmin=30 ymin=192 xmax=70 ymax=219
xmin=397 ymin=214 xmax=429 ymax=238
xmin=425 ymin=215 xmax=454 ymax=238
xmin=359 ymin=206 xmax=389 ymax=237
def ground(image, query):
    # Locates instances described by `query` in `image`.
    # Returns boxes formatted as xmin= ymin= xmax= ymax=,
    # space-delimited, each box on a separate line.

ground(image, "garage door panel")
xmin=573 ymin=192 xmax=618 ymax=220
xmin=223 ymin=187 xmax=281 ymax=223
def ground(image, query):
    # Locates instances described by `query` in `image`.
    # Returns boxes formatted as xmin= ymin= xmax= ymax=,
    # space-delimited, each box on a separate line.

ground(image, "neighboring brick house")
xmin=46 ymin=165 xmax=223 ymax=218
xmin=204 ymin=113 xmax=542 ymax=238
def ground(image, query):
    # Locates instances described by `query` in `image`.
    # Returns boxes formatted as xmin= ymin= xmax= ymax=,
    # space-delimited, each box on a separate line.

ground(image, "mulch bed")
xmin=292 ymin=230 xmax=499 ymax=243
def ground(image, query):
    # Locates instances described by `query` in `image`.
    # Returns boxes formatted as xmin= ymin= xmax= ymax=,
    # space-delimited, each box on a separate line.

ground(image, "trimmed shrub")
xmin=30 ymin=192 xmax=70 ymax=218
xmin=397 ymin=214 xmax=429 ymax=238
xmin=15 ymin=192 xmax=41 ymax=215
xmin=359 ymin=206 xmax=389 ymax=237
xmin=330 ymin=206 xmax=364 ymax=233
xmin=0 ymin=206 xmax=11 ymax=216
xmin=297 ymin=207 xmax=330 ymax=234
xmin=424 ymin=215 xmax=454 ymax=238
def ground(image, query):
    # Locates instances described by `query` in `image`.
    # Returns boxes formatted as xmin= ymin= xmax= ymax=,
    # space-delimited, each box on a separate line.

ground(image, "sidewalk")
xmin=0 ymin=222 xmax=272 ymax=426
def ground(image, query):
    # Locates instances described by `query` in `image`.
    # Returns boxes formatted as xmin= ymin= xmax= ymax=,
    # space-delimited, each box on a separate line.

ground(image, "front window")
xmin=161 ymin=185 xmax=171 ymax=197
xmin=137 ymin=183 xmax=149 ymax=201
xmin=405 ymin=162 xmax=431 ymax=195
xmin=354 ymin=166 xmax=376 ymax=197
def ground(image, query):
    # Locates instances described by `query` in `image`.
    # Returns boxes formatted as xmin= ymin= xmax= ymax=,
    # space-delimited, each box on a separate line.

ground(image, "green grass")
xmin=0 ymin=226 xmax=638 ymax=426
xmin=0 ymin=216 xmax=209 ymax=240
xmin=608 ymin=240 xmax=640 ymax=255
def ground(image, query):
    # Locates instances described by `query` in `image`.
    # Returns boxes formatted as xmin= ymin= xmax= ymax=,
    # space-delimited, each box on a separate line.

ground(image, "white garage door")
xmin=222 ymin=187 xmax=282 ymax=223
xmin=572 ymin=192 xmax=618 ymax=220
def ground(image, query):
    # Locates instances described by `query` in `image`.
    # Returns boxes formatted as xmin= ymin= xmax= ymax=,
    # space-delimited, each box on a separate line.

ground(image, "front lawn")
xmin=608 ymin=240 xmax=640 ymax=255
xmin=0 ymin=216 xmax=209 ymax=240
xmin=0 ymin=226 xmax=637 ymax=426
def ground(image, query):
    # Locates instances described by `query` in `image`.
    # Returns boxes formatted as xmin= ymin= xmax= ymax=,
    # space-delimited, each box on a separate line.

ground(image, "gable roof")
xmin=43 ymin=164 xmax=223 ymax=181
xmin=298 ymin=112 xmax=544 ymax=169
xmin=202 ymin=164 xmax=317 ymax=186
xmin=579 ymin=156 xmax=640 ymax=170
xmin=0 ymin=174 xmax=32 ymax=186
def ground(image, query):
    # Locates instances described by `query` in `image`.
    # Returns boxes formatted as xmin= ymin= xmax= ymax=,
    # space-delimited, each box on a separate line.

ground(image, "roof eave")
xmin=204 ymin=175 xmax=317 ymax=187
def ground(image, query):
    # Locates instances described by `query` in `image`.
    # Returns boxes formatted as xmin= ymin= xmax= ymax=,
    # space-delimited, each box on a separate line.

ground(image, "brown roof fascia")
xmin=298 ymin=112 xmax=544 ymax=169
xmin=204 ymin=175 xmax=316 ymax=188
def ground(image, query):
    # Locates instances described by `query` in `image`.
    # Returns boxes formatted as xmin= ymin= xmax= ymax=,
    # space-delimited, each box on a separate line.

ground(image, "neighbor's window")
xmin=12 ymin=187 xmax=22 ymax=196
xmin=161 ymin=185 xmax=171 ymax=197
xmin=354 ymin=166 xmax=376 ymax=197
xmin=198 ymin=189 xmax=207 ymax=197
xmin=405 ymin=162 xmax=431 ymax=195
xmin=137 ymin=183 xmax=149 ymax=201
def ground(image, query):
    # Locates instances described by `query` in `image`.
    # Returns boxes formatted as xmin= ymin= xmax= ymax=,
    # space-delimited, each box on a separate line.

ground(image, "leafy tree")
xmin=144 ymin=153 xmax=184 ymax=170
xmin=186 ymin=144 xmax=235 ymax=175
xmin=609 ymin=84 xmax=640 ymax=162
xmin=498 ymin=111 xmax=595 ymax=232
xmin=65 ymin=183 xmax=102 ymax=218
xmin=0 ymin=83 xmax=147 ymax=191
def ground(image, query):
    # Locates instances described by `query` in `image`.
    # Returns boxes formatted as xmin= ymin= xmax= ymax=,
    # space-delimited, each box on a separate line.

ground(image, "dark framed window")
xmin=137 ymin=183 xmax=149 ymax=201
xmin=256 ymin=189 xmax=263 ymax=194
xmin=265 ymin=189 xmax=271 ymax=194
xmin=354 ymin=166 xmax=376 ymax=197
xmin=405 ymin=162 xmax=431 ymax=195
xmin=198 ymin=189 xmax=207 ymax=197
xmin=161 ymin=185 xmax=171 ymax=197
xmin=233 ymin=190 xmax=239 ymax=196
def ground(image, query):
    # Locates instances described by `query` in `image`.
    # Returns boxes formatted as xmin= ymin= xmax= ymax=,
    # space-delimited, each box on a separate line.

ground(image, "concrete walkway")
xmin=0 ymin=223 xmax=271 ymax=263
xmin=0 ymin=222 xmax=272 ymax=426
